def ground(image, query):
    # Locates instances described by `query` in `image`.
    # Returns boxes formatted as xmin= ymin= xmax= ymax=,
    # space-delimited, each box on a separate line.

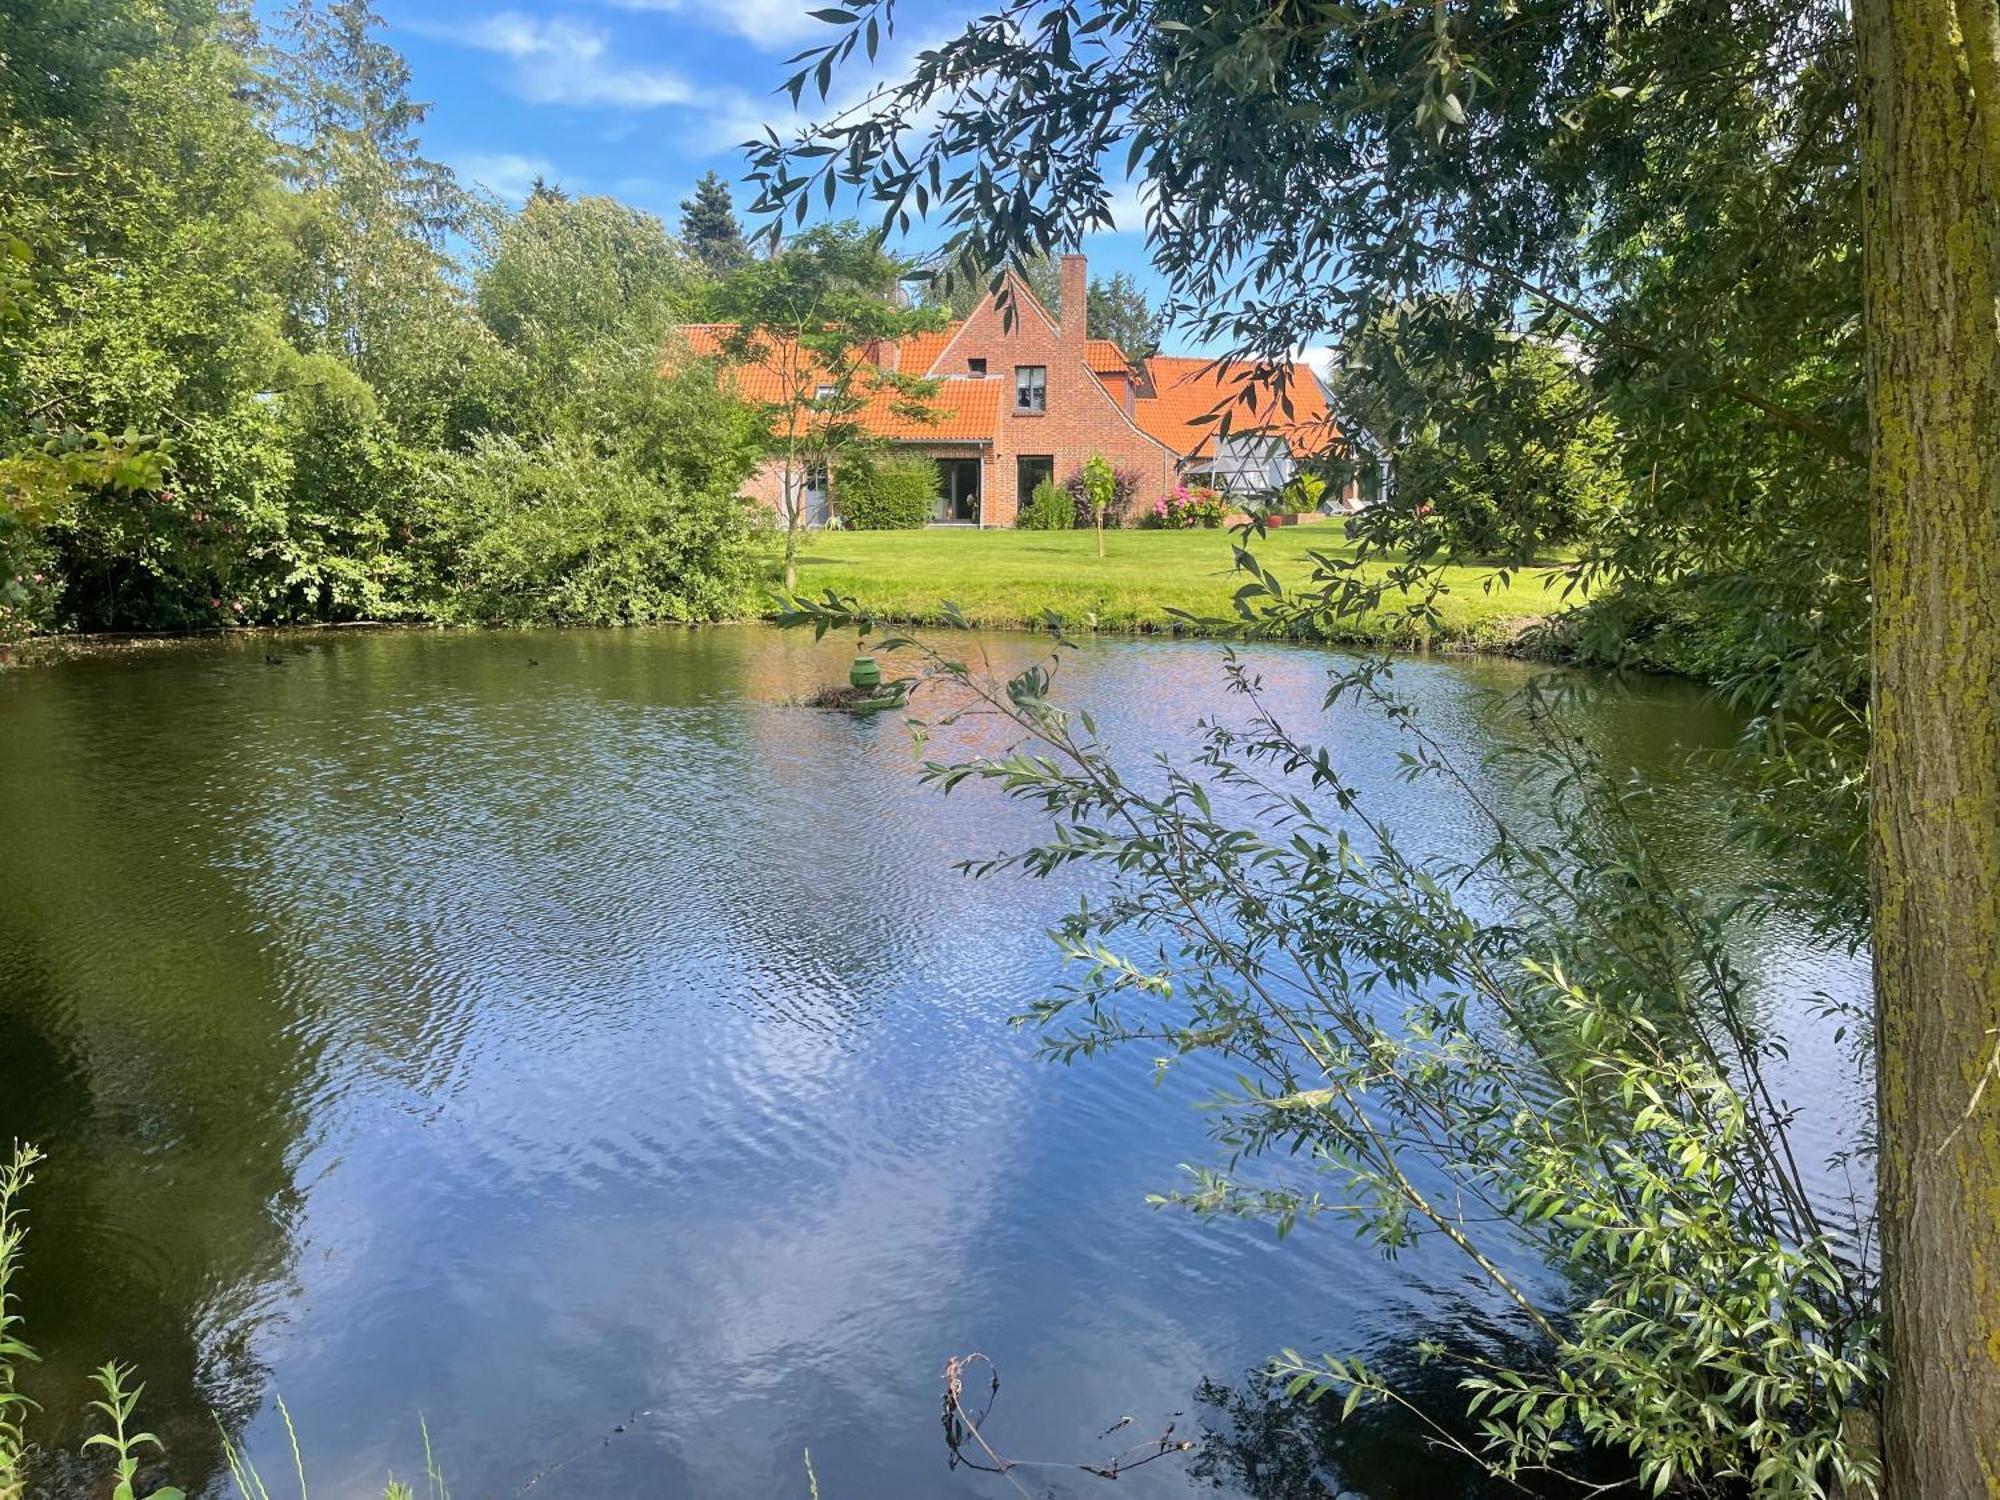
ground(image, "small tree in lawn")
xmin=711 ymin=225 xmax=941 ymax=591
xmin=1081 ymin=455 xmax=1115 ymax=558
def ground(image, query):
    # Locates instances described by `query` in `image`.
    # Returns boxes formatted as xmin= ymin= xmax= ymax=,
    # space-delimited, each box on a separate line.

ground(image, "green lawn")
xmin=774 ymin=525 xmax=1578 ymax=649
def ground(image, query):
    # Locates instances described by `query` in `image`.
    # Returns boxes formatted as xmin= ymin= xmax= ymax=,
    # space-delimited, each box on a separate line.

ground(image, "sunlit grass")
xmin=771 ymin=525 xmax=1577 ymax=649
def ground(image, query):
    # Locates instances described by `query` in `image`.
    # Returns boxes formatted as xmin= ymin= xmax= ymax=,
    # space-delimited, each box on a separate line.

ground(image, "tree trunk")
xmin=1856 ymin=0 xmax=2000 ymax=1489
xmin=782 ymin=453 xmax=802 ymax=595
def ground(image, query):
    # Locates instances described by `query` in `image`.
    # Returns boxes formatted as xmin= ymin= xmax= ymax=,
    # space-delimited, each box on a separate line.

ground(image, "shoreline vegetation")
xmin=2 ymin=528 xmax=1585 ymax=667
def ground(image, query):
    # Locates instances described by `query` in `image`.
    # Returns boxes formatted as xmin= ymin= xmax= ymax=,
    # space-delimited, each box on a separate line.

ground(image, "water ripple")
xmin=0 ymin=625 xmax=1869 ymax=1500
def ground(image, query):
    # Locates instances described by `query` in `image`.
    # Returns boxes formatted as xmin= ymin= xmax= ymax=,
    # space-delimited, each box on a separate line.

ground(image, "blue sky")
xmin=292 ymin=0 xmax=1173 ymax=311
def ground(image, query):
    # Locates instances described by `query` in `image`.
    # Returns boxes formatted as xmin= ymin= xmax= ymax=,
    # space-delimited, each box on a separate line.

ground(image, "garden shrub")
xmin=0 ymin=491 xmax=62 ymax=641
xmin=1062 ymin=460 xmax=1142 ymax=527
xmin=421 ymin=433 xmax=755 ymax=625
xmin=1281 ymin=469 xmax=1329 ymax=512
xmin=834 ymin=453 xmax=937 ymax=529
xmin=1017 ymin=478 xmax=1073 ymax=530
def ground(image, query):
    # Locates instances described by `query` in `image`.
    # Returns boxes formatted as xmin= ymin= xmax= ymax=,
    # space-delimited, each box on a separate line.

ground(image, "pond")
xmin=0 ymin=625 xmax=1868 ymax=1499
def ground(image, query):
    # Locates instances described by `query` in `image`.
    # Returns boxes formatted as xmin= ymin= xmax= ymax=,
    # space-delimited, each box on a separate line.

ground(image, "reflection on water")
xmin=0 ymin=625 xmax=1868 ymax=1499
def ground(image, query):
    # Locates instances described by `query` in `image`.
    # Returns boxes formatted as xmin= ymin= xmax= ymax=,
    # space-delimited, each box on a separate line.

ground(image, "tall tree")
xmin=267 ymin=0 xmax=479 ymax=443
xmin=679 ymin=170 xmax=749 ymax=274
xmin=476 ymin=192 xmax=692 ymax=432
xmin=1084 ymin=270 xmax=1162 ymax=359
xmin=272 ymin=0 xmax=461 ymax=238
xmin=0 ymin=0 xmax=294 ymax=631
xmin=708 ymin=224 xmax=938 ymax=591
xmin=1854 ymin=0 xmax=2000 ymax=1488
xmin=752 ymin=0 xmax=2000 ymax=1486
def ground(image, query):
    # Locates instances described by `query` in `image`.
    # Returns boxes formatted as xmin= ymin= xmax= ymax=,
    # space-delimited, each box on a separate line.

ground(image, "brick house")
xmin=681 ymin=254 xmax=1364 ymax=528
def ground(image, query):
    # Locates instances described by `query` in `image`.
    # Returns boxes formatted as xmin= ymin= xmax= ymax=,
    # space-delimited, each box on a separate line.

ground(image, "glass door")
xmin=933 ymin=458 xmax=982 ymax=524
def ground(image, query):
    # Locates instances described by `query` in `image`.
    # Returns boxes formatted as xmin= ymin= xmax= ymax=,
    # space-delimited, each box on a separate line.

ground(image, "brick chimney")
xmin=1059 ymin=253 xmax=1088 ymax=346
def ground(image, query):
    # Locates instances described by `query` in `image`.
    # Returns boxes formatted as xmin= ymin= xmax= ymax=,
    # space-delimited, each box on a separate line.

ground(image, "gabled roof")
xmin=670 ymin=324 xmax=999 ymax=443
xmin=673 ymin=305 xmax=1339 ymax=462
xmin=1133 ymin=356 xmax=1341 ymax=458
xmin=899 ymin=326 xmax=959 ymax=374
xmin=676 ymin=321 xmax=960 ymax=390
xmin=1086 ymin=339 xmax=1135 ymax=377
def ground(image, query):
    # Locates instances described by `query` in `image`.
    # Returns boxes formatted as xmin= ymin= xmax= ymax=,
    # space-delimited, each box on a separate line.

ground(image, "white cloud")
xmin=693 ymin=19 xmax=956 ymax=156
xmin=605 ymin=0 xmax=833 ymax=51
xmin=455 ymin=150 xmax=563 ymax=203
xmin=451 ymin=11 xmax=708 ymax=109
xmin=1092 ymin=176 xmax=1156 ymax=235
xmin=1292 ymin=346 xmax=1340 ymax=382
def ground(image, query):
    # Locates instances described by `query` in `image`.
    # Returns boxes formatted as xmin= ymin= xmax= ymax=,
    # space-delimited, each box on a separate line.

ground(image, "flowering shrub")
xmin=1148 ymin=484 xmax=1229 ymax=528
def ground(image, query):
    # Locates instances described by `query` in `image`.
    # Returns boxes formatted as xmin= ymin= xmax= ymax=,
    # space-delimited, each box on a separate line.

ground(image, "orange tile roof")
xmin=679 ymin=322 xmax=968 ymax=378
xmin=900 ymin=326 xmax=961 ymax=374
xmin=675 ymin=325 xmax=831 ymax=404
xmin=674 ymin=323 xmax=1339 ymax=460
xmin=1133 ymin=356 xmax=1341 ymax=458
xmin=1086 ymin=339 xmax=1134 ymax=376
xmin=864 ymin=378 xmax=1000 ymax=441
xmin=670 ymin=324 xmax=997 ymax=443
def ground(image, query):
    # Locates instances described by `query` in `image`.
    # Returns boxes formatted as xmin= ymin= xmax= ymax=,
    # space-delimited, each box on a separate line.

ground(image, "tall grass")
xmin=1 ymin=1144 xmax=42 ymax=1500
xmin=1 ymin=1142 xmax=453 ymax=1500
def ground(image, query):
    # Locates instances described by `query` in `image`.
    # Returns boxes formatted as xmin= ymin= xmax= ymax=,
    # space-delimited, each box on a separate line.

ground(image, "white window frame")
xmin=1014 ymin=365 xmax=1047 ymax=412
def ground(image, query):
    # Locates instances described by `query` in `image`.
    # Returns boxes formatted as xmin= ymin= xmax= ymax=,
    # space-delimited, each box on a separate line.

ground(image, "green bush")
xmin=420 ymin=434 xmax=756 ymax=625
xmin=834 ymin=454 xmax=936 ymax=529
xmin=1017 ymin=478 xmax=1074 ymax=530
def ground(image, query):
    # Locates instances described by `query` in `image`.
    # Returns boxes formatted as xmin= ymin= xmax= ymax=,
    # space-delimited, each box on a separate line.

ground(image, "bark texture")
xmin=1856 ymin=0 xmax=2000 ymax=1489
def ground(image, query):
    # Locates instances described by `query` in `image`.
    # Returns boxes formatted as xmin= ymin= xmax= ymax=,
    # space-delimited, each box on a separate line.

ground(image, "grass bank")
xmin=776 ymin=526 xmax=1577 ymax=649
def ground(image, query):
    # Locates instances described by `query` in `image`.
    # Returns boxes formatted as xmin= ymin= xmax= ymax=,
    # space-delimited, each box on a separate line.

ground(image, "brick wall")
xmin=921 ymin=260 xmax=1179 ymax=526
xmin=743 ymin=457 xmax=789 ymax=516
xmin=732 ymin=256 xmax=1184 ymax=528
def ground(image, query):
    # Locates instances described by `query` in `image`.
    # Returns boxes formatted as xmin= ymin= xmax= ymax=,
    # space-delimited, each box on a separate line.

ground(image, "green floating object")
xmin=845 ymin=689 xmax=906 ymax=713
xmin=849 ymin=654 xmax=883 ymax=690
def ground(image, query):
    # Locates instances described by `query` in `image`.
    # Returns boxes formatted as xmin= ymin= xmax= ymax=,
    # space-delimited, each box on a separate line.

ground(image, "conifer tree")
xmin=679 ymin=170 xmax=748 ymax=274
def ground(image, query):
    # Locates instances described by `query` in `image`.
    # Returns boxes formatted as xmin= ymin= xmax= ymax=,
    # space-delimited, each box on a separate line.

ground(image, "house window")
xmin=1017 ymin=455 xmax=1054 ymax=508
xmin=967 ymin=358 xmax=987 ymax=377
xmin=814 ymin=383 xmax=837 ymax=401
xmin=1014 ymin=365 xmax=1046 ymax=412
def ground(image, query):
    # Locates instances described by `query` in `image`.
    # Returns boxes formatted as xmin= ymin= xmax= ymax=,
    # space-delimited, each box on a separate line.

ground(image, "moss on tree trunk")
xmin=1856 ymin=0 xmax=2000 ymax=1487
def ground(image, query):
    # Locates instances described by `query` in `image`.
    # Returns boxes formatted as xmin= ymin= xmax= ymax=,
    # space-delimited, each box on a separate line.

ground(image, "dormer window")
xmin=1014 ymin=365 xmax=1046 ymax=412
xmin=967 ymin=358 xmax=987 ymax=377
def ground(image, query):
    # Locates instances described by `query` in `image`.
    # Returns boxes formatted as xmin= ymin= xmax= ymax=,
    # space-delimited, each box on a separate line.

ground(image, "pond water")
xmin=0 ymin=625 xmax=1868 ymax=1500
